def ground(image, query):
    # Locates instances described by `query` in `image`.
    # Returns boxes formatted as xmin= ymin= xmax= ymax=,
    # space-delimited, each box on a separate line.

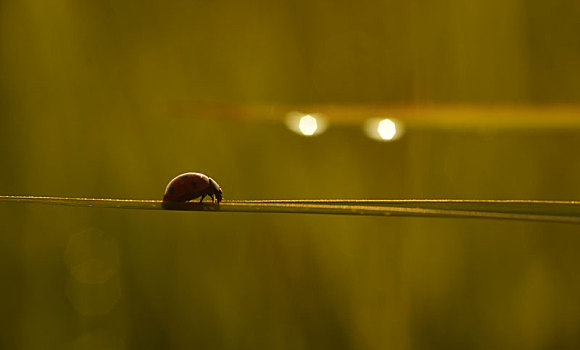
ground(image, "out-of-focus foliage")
xmin=1 ymin=0 xmax=580 ymax=349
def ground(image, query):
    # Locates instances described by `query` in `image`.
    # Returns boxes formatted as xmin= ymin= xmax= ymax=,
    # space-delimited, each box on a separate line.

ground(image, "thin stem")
xmin=1 ymin=195 xmax=580 ymax=224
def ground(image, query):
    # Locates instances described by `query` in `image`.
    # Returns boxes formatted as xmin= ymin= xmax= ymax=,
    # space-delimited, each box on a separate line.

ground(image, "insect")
xmin=163 ymin=172 xmax=223 ymax=203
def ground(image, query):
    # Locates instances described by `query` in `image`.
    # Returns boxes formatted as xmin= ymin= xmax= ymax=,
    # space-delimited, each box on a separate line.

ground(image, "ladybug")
xmin=163 ymin=172 xmax=223 ymax=203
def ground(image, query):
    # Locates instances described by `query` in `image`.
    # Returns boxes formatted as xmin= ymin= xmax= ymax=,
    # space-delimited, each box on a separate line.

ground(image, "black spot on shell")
xmin=192 ymin=182 xmax=198 ymax=188
xmin=167 ymin=186 xmax=175 ymax=194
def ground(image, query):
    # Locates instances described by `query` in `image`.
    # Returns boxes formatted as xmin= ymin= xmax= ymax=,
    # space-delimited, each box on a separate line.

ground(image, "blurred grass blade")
xmin=2 ymin=196 xmax=580 ymax=224
xmin=170 ymin=103 xmax=580 ymax=129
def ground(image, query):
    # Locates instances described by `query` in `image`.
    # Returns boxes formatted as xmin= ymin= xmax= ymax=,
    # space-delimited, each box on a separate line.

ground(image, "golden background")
xmin=1 ymin=0 xmax=580 ymax=348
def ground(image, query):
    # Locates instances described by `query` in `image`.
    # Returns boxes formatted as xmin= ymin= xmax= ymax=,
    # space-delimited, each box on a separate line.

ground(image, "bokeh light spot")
xmin=285 ymin=112 xmax=328 ymax=136
xmin=364 ymin=117 xmax=404 ymax=141
xmin=64 ymin=227 xmax=120 ymax=284
xmin=65 ymin=275 xmax=122 ymax=316
xmin=299 ymin=115 xmax=318 ymax=136
xmin=377 ymin=119 xmax=397 ymax=140
xmin=70 ymin=329 xmax=124 ymax=350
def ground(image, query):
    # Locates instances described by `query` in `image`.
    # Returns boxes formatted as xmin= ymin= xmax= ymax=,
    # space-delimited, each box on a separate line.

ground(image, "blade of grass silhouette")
xmin=2 ymin=195 xmax=580 ymax=223
xmin=229 ymin=199 xmax=580 ymax=217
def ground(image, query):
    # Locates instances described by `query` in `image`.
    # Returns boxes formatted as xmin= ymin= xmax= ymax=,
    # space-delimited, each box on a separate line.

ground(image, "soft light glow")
xmin=64 ymin=228 xmax=121 ymax=316
xmin=299 ymin=115 xmax=318 ymax=135
xmin=285 ymin=112 xmax=328 ymax=136
xmin=363 ymin=117 xmax=404 ymax=141
xmin=377 ymin=119 xmax=397 ymax=140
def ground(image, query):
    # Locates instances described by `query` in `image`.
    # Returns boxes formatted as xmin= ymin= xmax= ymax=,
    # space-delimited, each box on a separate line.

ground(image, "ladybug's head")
xmin=208 ymin=178 xmax=223 ymax=203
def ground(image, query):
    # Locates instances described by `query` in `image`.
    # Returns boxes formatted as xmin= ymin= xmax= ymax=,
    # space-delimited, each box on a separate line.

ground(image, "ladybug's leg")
xmin=199 ymin=194 xmax=205 ymax=203
xmin=210 ymin=194 xmax=215 ymax=203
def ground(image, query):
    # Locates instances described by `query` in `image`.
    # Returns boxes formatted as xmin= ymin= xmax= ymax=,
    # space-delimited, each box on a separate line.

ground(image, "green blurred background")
xmin=1 ymin=0 xmax=580 ymax=349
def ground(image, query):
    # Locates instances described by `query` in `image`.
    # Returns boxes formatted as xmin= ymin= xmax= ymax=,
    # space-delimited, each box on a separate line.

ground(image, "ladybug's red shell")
xmin=163 ymin=172 xmax=223 ymax=203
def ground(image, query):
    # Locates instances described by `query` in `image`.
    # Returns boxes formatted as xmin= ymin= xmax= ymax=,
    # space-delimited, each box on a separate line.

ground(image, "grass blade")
xmin=2 ymin=195 xmax=580 ymax=224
